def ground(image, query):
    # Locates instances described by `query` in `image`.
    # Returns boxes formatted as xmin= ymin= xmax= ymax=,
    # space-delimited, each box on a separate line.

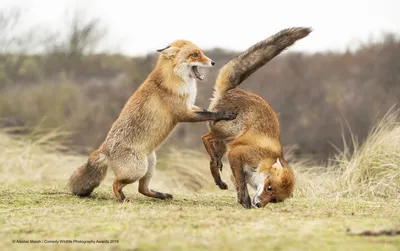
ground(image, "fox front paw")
xmin=237 ymin=191 xmax=252 ymax=209
xmin=239 ymin=197 xmax=252 ymax=209
xmin=216 ymin=110 xmax=237 ymax=122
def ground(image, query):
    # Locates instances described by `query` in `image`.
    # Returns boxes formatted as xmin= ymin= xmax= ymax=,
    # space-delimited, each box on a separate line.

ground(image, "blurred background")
xmin=0 ymin=0 xmax=399 ymax=162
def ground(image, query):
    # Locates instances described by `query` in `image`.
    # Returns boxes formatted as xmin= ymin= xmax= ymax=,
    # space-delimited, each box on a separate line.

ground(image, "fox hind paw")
xmin=154 ymin=191 xmax=173 ymax=200
xmin=216 ymin=181 xmax=228 ymax=190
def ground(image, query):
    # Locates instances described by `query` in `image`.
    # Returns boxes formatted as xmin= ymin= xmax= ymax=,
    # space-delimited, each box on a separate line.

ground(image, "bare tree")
xmin=0 ymin=7 xmax=36 ymax=85
xmin=43 ymin=9 xmax=107 ymax=77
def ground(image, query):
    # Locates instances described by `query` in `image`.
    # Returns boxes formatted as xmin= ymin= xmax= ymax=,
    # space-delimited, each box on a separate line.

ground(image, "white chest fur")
xmin=178 ymin=78 xmax=197 ymax=108
xmin=244 ymin=165 xmax=265 ymax=193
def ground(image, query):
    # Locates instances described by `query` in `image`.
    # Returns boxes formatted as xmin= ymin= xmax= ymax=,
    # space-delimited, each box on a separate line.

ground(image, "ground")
xmin=0 ymin=130 xmax=399 ymax=251
xmin=1 ymin=180 xmax=399 ymax=251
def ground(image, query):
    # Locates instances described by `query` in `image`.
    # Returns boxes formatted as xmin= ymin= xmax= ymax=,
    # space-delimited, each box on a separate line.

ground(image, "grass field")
xmin=1 ymin=110 xmax=399 ymax=250
xmin=1 ymin=183 xmax=399 ymax=251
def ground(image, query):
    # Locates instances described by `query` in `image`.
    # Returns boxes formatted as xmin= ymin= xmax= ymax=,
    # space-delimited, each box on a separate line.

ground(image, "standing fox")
xmin=69 ymin=40 xmax=236 ymax=201
xmin=202 ymin=27 xmax=312 ymax=209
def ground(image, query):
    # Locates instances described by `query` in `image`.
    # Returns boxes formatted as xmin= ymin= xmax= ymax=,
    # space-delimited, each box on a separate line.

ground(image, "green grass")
xmin=1 ymin=182 xmax=399 ymax=251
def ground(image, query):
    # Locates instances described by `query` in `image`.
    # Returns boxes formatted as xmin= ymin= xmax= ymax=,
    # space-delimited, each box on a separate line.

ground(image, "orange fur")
xmin=69 ymin=40 xmax=235 ymax=201
xmin=202 ymin=27 xmax=312 ymax=209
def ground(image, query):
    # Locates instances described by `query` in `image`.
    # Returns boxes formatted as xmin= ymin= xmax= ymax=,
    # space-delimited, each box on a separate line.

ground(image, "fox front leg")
xmin=177 ymin=109 xmax=237 ymax=123
xmin=228 ymin=156 xmax=252 ymax=209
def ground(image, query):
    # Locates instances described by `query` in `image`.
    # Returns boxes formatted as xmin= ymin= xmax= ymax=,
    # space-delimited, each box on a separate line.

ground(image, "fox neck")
xmin=156 ymin=58 xmax=182 ymax=89
xmin=244 ymin=157 xmax=282 ymax=193
xmin=244 ymin=165 xmax=265 ymax=192
xmin=156 ymin=57 xmax=198 ymax=108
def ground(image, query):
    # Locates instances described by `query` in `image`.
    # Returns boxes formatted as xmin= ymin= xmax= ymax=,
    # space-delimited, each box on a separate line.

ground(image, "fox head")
xmin=157 ymin=40 xmax=215 ymax=82
xmin=252 ymin=158 xmax=295 ymax=208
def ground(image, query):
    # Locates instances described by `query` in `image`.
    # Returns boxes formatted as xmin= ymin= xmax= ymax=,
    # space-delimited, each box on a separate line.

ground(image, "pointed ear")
xmin=272 ymin=158 xmax=283 ymax=169
xmin=157 ymin=45 xmax=179 ymax=58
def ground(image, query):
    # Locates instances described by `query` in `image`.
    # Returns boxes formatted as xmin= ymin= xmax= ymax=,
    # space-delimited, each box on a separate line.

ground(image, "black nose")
xmin=211 ymin=61 xmax=215 ymax=66
xmin=255 ymin=202 xmax=261 ymax=208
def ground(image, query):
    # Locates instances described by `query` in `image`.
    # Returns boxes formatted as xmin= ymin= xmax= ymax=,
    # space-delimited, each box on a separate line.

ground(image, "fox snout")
xmin=252 ymin=194 xmax=279 ymax=208
xmin=191 ymin=56 xmax=214 ymax=68
xmin=204 ymin=58 xmax=215 ymax=67
xmin=252 ymin=195 xmax=265 ymax=208
xmin=188 ymin=55 xmax=215 ymax=81
xmin=197 ymin=53 xmax=215 ymax=67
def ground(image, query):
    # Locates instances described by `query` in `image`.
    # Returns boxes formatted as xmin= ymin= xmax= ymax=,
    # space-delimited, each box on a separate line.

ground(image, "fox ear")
xmin=272 ymin=158 xmax=283 ymax=169
xmin=157 ymin=45 xmax=179 ymax=58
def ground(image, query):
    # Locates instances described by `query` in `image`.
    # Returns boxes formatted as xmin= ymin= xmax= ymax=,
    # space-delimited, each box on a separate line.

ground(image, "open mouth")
xmin=190 ymin=66 xmax=204 ymax=81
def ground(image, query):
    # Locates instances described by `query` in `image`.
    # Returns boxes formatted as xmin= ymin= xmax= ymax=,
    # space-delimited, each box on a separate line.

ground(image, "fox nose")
xmin=211 ymin=61 xmax=215 ymax=66
xmin=255 ymin=202 xmax=261 ymax=208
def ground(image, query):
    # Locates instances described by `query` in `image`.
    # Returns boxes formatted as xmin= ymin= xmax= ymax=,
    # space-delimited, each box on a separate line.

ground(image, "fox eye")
xmin=267 ymin=185 xmax=272 ymax=191
xmin=191 ymin=53 xmax=199 ymax=58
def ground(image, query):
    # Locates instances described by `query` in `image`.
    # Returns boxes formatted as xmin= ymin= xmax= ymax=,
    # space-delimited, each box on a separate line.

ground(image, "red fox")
xmin=69 ymin=40 xmax=236 ymax=201
xmin=202 ymin=27 xmax=312 ymax=208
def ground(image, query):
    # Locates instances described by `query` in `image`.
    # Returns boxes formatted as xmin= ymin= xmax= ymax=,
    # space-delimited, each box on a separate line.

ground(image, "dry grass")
xmin=294 ymin=108 xmax=400 ymax=200
xmin=0 ymin=79 xmax=133 ymax=152
xmin=332 ymin=108 xmax=400 ymax=198
xmin=0 ymin=128 xmax=78 ymax=183
xmin=0 ymin=109 xmax=399 ymax=250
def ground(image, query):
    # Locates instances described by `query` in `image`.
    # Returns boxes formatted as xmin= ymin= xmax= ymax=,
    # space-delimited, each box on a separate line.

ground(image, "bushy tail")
xmin=209 ymin=27 xmax=312 ymax=109
xmin=68 ymin=148 xmax=108 ymax=197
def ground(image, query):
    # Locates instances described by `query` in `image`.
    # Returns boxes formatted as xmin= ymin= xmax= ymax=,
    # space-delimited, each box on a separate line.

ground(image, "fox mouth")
xmin=252 ymin=196 xmax=260 ymax=208
xmin=190 ymin=66 xmax=204 ymax=81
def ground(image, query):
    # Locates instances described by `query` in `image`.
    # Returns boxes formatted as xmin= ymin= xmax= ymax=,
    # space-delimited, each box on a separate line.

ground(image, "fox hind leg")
xmin=113 ymin=179 xmax=128 ymax=202
xmin=138 ymin=152 xmax=173 ymax=200
xmin=111 ymin=150 xmax=148 ymax=202
xmin=202 ymin=133 xmax=228 ymax=190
